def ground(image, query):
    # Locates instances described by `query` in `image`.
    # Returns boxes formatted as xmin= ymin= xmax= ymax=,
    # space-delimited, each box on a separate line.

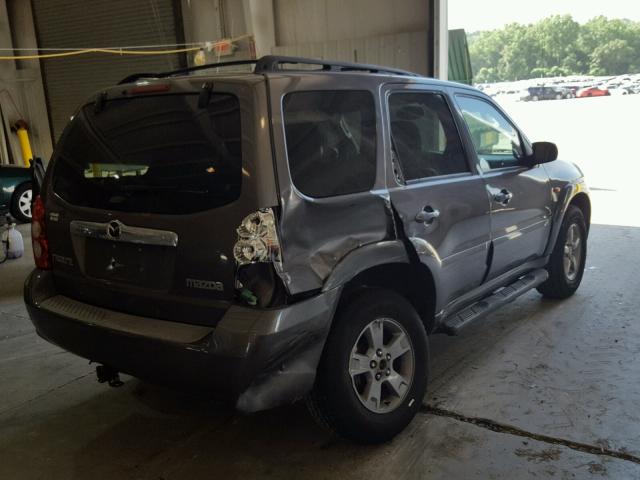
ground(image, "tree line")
xmin=469 ymin=15 xmax=640 ymax=83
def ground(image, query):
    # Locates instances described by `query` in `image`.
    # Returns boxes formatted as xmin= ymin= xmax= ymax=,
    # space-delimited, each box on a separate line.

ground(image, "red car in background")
xmin=576 ymin=86 xmax=610 ymax=98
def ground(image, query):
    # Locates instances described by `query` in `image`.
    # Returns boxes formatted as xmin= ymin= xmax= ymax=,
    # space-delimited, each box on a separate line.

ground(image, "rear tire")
xmin=10 ymin=182 xmax=32 ymax=223
xmin=537 ymin=205 xmax=587 ymax=299
xmin=307 ymin=289 xmax=429 ymax=444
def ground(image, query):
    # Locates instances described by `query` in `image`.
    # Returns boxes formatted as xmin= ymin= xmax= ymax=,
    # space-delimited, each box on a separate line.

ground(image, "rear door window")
xmin=283 ymin=90 xmax=377 ymax=198
xmin=52 ymin=93 xmax=242 ymax=214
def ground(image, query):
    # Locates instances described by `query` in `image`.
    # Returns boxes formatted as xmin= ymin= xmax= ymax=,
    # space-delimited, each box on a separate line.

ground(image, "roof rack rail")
xmin=118 ymin=59 xmax=259 ymax=84
xmin=254 ymin=55 xmax=419 ymax=76
xmin=118 ymin=55 xmax=419 ymax=84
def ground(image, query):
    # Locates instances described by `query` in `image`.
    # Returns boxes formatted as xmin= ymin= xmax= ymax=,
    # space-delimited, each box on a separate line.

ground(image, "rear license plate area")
xmin=84 ymin=239 xmax=175 ymax=290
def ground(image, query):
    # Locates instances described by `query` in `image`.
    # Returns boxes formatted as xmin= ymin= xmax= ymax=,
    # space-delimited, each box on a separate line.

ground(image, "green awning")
xmin=449 ymin=29 xmax=473 ymax=85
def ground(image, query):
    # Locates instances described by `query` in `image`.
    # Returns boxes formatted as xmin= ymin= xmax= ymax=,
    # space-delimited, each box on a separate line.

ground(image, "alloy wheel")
xmin=563 ymin=223 xmax=582 ymax=281
xmin=349 ymin=318 xmax=415 ymax=414
xmin=18 ymin=189 xmax=32 ymax=219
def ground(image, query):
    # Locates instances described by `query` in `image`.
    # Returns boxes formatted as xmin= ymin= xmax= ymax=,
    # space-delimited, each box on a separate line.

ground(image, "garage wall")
xmin=31 ymin=0 xmax=186 ymax=141
xmin=273 ymin=0 xmax=428 ymax=45
xmin=272 ymin=31 xmax=428 ymax=75
xmin=0 ymin=0 xmax=52 ymax=164
xmin=180 ymin=0 xmax=432 ymax=75
xmin=271 ymin=0 xmax=430 ymax=74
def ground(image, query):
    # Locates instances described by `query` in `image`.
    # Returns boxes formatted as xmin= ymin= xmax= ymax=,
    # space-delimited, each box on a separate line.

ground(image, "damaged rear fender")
xmin=322 ymin=240 xmax=438 ymax=333
xmin=322 ymin=240 xmax=411 ymax=292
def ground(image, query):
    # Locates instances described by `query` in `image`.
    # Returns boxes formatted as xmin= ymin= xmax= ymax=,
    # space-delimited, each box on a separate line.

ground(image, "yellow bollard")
xmin=13 ymin=120 xmax=33 ymax=167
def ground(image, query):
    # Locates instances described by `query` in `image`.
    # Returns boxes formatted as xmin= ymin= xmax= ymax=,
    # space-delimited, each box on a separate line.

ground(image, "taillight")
xmin=31 ymin=195 xmax=51 ymax=270
xmin=233 ymin=208 xmax=282 ymax=270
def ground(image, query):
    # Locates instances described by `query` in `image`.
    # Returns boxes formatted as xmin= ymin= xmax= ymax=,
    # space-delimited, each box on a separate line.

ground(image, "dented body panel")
xmin=267 ymin=74 xmax=395 ymax=294
xmin=25 ymin=269 xmax=341 ymax=412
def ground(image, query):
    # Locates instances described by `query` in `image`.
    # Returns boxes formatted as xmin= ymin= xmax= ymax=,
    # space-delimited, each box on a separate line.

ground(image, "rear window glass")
xmin=52 ymin=93 xmax=241 ymax=214
xmin=283 ymin=91 xmax=376 ymax=197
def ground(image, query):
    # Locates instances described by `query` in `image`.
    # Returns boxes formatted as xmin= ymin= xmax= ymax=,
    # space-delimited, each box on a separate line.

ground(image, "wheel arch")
xmin=545 ymin=185 xmax=591 ymax=257
xmin=11 ymin=180 xmax=33 ymax=197
xmin=569 ymin=192 xmax=591 ymax=233
xmin=330 ymin=259 xmax=437 ymax=335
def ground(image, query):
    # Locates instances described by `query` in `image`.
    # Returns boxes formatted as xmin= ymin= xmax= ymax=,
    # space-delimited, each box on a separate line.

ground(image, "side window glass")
xmin=456 ymin=96 xmax=523 ymax=171
xmin=283 ymin=90 xmax=377 ymax=198
xmin=389 ymin=92 xmax=469 ymax=181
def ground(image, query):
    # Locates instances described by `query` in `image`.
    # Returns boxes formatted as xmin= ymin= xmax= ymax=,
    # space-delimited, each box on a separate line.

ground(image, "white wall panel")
xmin=274 ymin=0 xmax=428 ymax=45
xmin=272 ymin=31 xmax=428 ymax=75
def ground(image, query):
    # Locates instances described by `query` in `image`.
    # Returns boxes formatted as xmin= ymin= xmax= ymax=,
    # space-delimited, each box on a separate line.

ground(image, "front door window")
xmin=389 ymin=92 xmax=470 ymax=180
xmin=456 ymin=96 xmax=523 ymax=171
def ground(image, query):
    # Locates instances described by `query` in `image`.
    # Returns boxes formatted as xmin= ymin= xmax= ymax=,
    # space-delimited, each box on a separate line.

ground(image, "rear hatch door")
xmin=44 ymin=77 xmax=277 ymax=326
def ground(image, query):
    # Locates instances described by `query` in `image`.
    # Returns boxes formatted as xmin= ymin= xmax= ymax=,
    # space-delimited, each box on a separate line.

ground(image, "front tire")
xmin=11 ymin=182 xmax=32 ymax=223
xmin=537 ymin=205 xmax=587 ymax=299
xmin=307 ymin=289 xmax=429 ymax=444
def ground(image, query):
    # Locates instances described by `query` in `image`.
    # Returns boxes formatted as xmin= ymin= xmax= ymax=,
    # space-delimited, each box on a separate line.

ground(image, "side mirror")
xmin=523 ymin=141 xmax=558 ymax=167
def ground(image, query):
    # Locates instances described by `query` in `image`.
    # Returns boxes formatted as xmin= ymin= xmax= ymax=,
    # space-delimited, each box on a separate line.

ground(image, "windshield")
xmin=52 ymin=93 xmax=242 ymax=214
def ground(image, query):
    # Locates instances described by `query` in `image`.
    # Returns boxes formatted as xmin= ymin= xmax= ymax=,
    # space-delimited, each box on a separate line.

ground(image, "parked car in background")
xmin=576 ymin=86 xmax=610 ymax=98
xmin=561 ymin=85 xmax=580 ymax=96
xmin=497 ymin=89 xmax=522 ymax=102
xmin=520 ymin=86 xmax=573 ymax=101
xmin=0 ymin=164 xmax=32 ymax=222
xmin=608 ymin=85 xmax=634 ymax=95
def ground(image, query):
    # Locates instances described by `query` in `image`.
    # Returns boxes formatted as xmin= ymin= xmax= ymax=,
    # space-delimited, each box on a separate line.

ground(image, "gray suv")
xmin=25 ymin=56 xmax=590 ymax=444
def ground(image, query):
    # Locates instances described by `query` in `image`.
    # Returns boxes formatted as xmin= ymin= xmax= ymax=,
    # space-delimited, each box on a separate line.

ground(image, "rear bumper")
xmin=24 ymin=270 xmax=341 ymax=412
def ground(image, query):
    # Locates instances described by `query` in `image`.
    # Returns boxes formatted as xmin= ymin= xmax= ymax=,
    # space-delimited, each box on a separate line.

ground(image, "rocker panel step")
xmin=441 ymin=269 xmax=549 ymax=335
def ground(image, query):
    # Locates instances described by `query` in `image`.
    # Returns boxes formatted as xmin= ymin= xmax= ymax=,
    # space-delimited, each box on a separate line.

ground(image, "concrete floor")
xmin=2 ymin=96 xmax=640 ymax=478
xmin=1 ymin=219 xmax=639 ymax=478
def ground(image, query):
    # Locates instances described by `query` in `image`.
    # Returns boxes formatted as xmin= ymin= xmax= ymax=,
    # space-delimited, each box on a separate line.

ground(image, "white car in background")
xmin=608 ymin=84 xmax=634 ymax=95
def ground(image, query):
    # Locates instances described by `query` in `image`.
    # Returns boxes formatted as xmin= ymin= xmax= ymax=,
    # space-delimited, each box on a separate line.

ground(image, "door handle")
xmin=493 ymin=189 xmax=513 ymax=205
xmin=415 ymin=206 xmax=440 ymax=225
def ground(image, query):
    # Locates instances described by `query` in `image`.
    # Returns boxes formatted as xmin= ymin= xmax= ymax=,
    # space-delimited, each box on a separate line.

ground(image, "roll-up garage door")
xmin=32 ymin=0 xmax=185 ymax=142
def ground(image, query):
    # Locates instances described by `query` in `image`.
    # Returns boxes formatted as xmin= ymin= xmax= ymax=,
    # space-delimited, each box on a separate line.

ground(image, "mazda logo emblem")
xmin=107 ymin=221 xmax=122 ymax=239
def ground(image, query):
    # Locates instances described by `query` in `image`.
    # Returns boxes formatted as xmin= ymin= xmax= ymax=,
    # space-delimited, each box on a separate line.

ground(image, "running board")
xmin=441 ymin=269 xmax=549 ymax=336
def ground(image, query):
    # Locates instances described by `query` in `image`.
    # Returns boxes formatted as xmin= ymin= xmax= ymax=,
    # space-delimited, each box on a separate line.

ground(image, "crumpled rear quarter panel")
xmin=278 ymin=193 xmax=393 ymax=293
xmin=266 ymin=74 xmax=395 ymax=294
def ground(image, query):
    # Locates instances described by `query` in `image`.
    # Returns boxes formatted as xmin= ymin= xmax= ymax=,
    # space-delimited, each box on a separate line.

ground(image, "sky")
xmin=449 ymin=0 xmax=640 ymax=32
